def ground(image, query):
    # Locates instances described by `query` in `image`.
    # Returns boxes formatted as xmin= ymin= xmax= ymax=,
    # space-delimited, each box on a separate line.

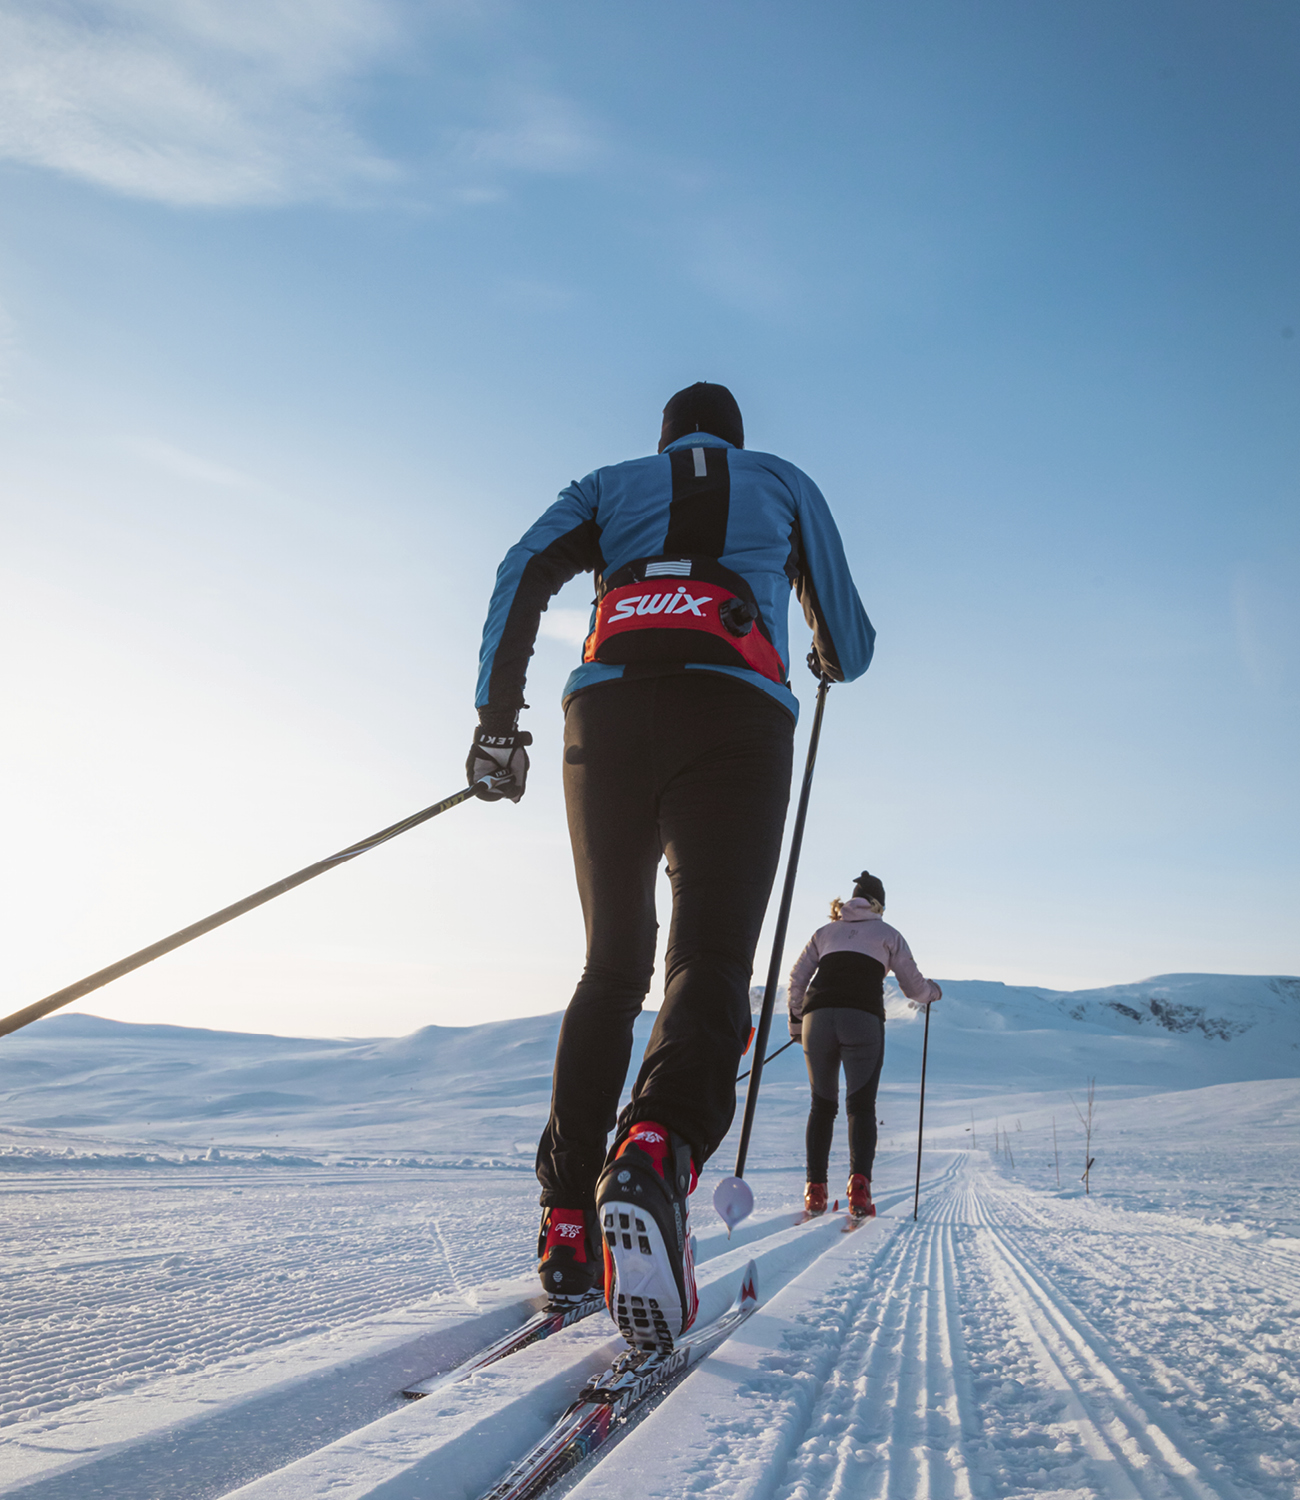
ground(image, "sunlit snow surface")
xmin=1 ymin=974 xmax=1297 ymax=1498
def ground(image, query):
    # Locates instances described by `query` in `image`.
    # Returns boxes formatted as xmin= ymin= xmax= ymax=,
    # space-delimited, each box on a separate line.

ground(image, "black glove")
xmin=466 ymin=726 xmax=532 ymax=802
xmin=806 ymin=649 xmax=827 ymax=681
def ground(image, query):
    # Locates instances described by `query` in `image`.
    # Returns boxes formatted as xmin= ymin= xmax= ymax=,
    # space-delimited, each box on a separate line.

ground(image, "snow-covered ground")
xmin=1 ymin=973 xmax=1297 ymax=1498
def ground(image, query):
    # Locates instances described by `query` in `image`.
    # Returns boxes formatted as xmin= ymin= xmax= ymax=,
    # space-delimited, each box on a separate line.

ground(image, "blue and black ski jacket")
xmin=475 ymin=432 xmax=875 ymax=723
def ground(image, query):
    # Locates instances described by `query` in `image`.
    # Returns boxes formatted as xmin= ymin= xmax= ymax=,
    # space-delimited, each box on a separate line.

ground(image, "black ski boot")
xmin=595 ymin=1120 xmax=698 ymax=1350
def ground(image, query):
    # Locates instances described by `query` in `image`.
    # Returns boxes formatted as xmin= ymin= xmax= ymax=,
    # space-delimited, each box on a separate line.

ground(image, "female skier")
xmin=787 ymin=870 xmax=940 ymax=1218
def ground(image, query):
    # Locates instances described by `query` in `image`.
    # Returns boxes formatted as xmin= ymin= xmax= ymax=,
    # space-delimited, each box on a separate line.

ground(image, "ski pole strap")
xmin=0 ymin=774 xmax=507 ymax=1041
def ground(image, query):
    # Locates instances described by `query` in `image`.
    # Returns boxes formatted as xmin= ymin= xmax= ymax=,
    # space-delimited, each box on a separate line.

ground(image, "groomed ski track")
xmin=215 ymin=1196 xmax=860 ymax=1499
xmin=569 ymin=1156 xmax=1292 ymax=1500
xmin=6 ymin=1153 xmax=1297 ymax=1499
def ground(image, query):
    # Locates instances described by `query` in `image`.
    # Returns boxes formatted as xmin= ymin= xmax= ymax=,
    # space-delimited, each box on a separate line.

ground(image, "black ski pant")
xmin=536 ymin=672 xmax=794 ymax=1209
xmin=802 ymin=1007 xmax=885 ymax=1182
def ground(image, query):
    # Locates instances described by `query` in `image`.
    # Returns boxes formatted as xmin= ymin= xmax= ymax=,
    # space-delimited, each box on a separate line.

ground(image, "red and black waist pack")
xmin=583 ymin=556 xmax=786 ymax=685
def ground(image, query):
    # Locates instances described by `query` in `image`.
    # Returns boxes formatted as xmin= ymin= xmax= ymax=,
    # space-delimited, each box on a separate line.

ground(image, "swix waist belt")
xmin=583 ymin=556 xmax=787 ymax=686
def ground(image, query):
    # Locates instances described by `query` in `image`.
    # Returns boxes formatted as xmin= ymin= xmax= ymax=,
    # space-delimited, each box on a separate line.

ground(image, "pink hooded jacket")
xmin=787 ymin=898 xmax=940 ymax=1036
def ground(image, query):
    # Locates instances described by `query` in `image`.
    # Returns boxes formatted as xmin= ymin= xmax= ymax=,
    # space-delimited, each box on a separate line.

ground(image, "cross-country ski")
xmin=401 ymin=1291 xmax=606 ymax=1400
xmin=479 ymin=1262 xmax=760 ymax=1500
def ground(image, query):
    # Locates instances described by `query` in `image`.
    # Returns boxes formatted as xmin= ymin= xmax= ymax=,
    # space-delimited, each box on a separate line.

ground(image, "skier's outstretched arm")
xmin=787 ymin=470 xmax=875 ymax=683
xmin=890 ymin=934 xmax=942 ymax=1008
xmin=468 ymin=481 xmax=602 ymax=801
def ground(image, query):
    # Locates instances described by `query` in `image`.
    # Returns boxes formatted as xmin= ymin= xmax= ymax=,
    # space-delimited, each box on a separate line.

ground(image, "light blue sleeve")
xmin=789 ymin=468 xmax=875 ymax=682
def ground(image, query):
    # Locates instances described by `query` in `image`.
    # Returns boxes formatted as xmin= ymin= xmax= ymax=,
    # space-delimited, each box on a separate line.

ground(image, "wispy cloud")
xmin=0 ymin=0 xmax=402 ymax=206
xmin=0 ymin=2 xmax=607 ymax=210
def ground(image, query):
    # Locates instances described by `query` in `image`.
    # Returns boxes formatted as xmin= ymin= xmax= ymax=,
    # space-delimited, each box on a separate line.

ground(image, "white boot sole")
xmin=601 ymin=1199 xmax=689 ymax=1351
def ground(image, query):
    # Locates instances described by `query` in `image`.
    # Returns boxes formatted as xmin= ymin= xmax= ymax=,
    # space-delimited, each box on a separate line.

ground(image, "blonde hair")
xmin=830 ymin=894 xmax=883 ymax=921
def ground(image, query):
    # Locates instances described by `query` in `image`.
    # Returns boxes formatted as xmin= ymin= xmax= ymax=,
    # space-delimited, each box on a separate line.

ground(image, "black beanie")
xmin=658 ymin=382 xmax=744 ymax=452
xmin=852 ymin=871 xmax=886 ymax=906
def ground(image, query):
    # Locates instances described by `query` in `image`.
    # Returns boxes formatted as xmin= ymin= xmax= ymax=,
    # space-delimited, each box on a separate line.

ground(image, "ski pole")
xmin=714 ymin=676 xmax=831 ymax=1231
xmin=735 ymin=1036 xmax=797 ymax=1084
xmin=0 ymin=773 xmax=510 ymax=1041
xmin=912 ymin=1001 xmax=932 ymax=1221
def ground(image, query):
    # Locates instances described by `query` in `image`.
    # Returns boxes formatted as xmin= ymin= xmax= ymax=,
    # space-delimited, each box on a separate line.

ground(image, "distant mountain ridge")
xmin=1044 ymin=974 xmax=1299 ymax=1041
xmin=1 ymin=973 xmax=1295 ymax=1165
xmin=907 ymin=972 xmax=1300 ymax=1043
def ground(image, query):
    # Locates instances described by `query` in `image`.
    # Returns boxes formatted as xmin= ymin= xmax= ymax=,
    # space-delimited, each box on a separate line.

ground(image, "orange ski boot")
xmin=847 ymin=1174 xmax=875 ymax=1219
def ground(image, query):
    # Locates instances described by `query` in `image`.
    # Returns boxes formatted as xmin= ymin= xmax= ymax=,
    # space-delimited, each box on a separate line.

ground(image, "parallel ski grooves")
xmin=608 ymin=1156 xmax=1247 ymax=1500
xmin=970 ymin=1184 xmax=1230 ymax=1500
xmin=773 ymin=1160 xmax=979 ymax=1500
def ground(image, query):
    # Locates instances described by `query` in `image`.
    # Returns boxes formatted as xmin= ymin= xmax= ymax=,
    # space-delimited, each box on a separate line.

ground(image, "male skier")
xmin=467 ymin=382 xmax=873 ymax=1349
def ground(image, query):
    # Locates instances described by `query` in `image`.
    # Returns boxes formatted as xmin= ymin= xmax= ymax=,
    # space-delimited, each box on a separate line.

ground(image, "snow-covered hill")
xmin=926 ymin=971 xmax=1300 ymax=1077
xmin=1 ymin=975 xmax=1297 ymax=1500
xmin=2 ymin=973 xmax=1295 ymax=1168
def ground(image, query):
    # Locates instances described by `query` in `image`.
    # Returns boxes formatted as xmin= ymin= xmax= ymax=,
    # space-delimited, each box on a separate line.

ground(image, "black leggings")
xmin=536 ymin=672 xmax=793 ymax=1208
xmin=802 ymin=1007 xmax=885 ymax=1182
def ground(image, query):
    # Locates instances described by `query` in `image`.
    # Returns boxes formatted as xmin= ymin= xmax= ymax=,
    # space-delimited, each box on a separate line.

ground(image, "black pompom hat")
xmin=852 ymin=871 xmax=885 ymax=906
xmin=658 ymin=382 xmax=744 ymax=452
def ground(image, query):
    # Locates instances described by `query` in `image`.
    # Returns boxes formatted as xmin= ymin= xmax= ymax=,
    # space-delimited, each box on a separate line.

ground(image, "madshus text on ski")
xmin=464 ymin=381 xmax=937 ymax=1362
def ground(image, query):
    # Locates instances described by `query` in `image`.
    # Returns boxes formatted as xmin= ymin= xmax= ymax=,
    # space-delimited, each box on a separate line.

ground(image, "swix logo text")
xmin=609 ymin=588 xmax=713 ymax=622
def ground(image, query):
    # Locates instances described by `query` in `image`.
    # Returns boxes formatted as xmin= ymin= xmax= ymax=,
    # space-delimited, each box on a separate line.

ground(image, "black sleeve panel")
xmin=486 ymin=519 xmax=604 ymax=713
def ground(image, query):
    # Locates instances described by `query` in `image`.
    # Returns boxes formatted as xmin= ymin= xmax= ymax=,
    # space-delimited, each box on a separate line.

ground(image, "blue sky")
xmin=1 ymin=0 xmax=1297 ymax=1037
